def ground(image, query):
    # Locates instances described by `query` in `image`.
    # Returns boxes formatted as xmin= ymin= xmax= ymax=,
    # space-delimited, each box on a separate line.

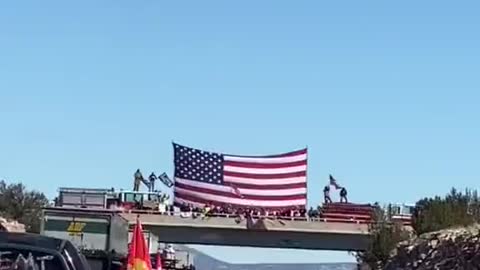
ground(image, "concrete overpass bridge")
xmin=120 ymin=213 xmax=370 ymax=251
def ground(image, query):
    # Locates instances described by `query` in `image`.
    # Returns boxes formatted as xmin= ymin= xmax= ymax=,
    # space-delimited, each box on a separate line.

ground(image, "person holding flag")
xmin=329 ymin=174 xmax=348 ymax=203
xmin=329 ymin=174 xmax=342 ymax=190
xmin=127 ymin=216 xmax=152 ymax=270
xmin=340 ymin=186 xmax=348 ymax=203
xmin=323 ymin=185 xmax=332 ymax=204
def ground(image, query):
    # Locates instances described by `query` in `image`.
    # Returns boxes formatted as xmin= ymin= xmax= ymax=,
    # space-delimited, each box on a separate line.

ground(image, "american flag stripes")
xmin=173 ymin=143 xmax=307 ymax=208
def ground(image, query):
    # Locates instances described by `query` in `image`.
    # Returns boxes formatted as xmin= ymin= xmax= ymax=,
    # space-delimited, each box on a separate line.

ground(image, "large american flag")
xmin=173 ymin=143 xmax=307 ymax=208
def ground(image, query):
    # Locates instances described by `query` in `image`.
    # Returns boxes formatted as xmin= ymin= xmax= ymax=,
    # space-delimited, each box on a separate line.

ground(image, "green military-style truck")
xmin=41 ymin=207 xmax=129 ymax=254
xmin=40 ymin=187 xmax=160 ymax=270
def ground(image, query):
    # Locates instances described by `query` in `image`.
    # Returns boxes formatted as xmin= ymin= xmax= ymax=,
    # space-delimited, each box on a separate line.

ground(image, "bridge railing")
xmin=43 ymin=206 xmax=373 ymax=224
xmin=123 ymin=209 xmax=371 ymax=224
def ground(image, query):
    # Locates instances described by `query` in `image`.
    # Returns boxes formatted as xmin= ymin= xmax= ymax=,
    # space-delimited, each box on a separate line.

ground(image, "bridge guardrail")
xmin=43 ymin=207 xmax=372 ymax=224
xmin=123 ymin=209 xmax=370 ymax=224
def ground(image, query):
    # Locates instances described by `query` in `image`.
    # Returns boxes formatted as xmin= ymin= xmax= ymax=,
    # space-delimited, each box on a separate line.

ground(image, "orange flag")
xmin=127 ymin=217 xmax=152 ymax=270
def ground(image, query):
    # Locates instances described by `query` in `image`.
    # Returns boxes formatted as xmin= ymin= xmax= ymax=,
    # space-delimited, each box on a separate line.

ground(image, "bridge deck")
xmin=42 ymin=207 xmax=371 ymax=250
xmin=120 ymin=213 xmax=370 ymax=251
xmin=121 ymin=213 xmax=369 ymax=234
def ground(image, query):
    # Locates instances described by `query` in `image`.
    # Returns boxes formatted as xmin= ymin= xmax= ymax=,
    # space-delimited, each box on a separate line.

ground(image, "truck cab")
xmin=117 ymin=191 xmax=163 ymax=210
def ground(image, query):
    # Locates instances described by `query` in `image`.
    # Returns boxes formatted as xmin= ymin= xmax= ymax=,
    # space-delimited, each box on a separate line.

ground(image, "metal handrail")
xmin=125 ymin=209 xmax=371 ymax=224
xmin=44 ymin=206 xmax=377 ymax=224
xmin=45 ymin=205 xmax=412 ymax=225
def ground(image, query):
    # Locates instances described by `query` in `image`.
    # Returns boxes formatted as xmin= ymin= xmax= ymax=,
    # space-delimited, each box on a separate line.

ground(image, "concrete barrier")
xmin=122 ymin=213 xmax=369 ymax=234
xmin=120 ymin=213 xmax=370 ymax=251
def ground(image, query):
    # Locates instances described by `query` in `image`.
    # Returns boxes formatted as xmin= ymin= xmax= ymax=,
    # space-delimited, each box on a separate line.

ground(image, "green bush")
xmin=356 ymin=206 xmax=409 ymax=269
xmin=0 ymin=180 xmax=49 ymax=233
xmin=413 ymin=188 xmax=479 ymax=234
xmin=358 ymin=187 xmax=480 ymax=268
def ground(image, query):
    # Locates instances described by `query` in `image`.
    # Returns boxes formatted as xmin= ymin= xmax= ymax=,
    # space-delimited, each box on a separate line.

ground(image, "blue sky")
xmin=1 ymin=0 xmax=480 ymax=264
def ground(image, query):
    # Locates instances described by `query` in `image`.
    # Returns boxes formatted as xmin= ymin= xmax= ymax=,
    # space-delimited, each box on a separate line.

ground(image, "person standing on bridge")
xmin=148 ymin=172 xmax=157 ymax=192
xmin=323 ymin=186 xmax=332 ymax=204
xmin=134 ymin=169 xmax=143 ymax=191
xmin=340 ymin=187 xmax=348 ymax=203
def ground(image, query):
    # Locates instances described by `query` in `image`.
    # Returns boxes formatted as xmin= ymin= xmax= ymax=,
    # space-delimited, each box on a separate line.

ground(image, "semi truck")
xmin=40 ymin=187 xmax=163 ymax=270
xmin=40 ymin=207 xmax=131 ymax=254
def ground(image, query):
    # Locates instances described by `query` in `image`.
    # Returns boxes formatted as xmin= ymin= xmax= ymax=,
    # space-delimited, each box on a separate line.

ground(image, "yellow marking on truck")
xmin=67 ymin=221 xmax=86 ymax=235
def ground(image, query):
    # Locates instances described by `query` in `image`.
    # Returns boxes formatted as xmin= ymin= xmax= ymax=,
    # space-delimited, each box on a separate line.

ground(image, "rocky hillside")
xmin=384 ymin=224 xmax=480 ymax=270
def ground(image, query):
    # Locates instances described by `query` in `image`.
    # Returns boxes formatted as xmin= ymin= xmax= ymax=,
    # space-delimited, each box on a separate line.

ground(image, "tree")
xmin=413 ymin=188 xmax=479 ymax=235
xmin=0 ymin=180 xmax=49 ymax=233
xmin=356 ymin=205 xmax=410 ymax=269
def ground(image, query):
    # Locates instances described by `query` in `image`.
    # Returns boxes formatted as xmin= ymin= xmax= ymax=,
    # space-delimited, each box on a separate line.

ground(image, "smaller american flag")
xmin=329 ymin=174 xmax=342 ymax=190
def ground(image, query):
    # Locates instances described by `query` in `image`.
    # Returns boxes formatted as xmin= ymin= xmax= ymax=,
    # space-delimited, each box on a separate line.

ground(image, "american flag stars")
xmin=174 ymin=144 xmax=224 ymax=185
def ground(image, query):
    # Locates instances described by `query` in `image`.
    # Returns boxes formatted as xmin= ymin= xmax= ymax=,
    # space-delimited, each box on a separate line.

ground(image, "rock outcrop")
xmin=385 ymin=224 xmax=480 ymax=270
xmin=0 ymin=216 xmax=26 ymax=232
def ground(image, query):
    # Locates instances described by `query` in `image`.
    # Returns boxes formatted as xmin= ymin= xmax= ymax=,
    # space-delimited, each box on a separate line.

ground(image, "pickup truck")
xmin=0 ymin=232 xmax=91 ymax=270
